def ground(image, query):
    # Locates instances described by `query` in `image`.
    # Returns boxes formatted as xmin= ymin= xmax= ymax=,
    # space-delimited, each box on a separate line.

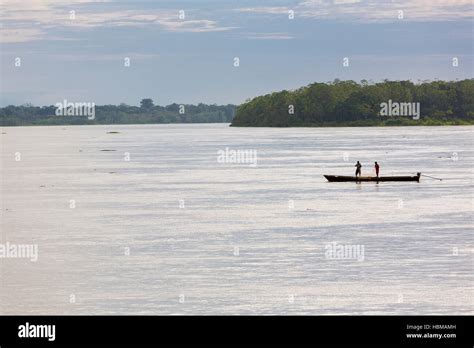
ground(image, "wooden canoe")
xmin=324 ymin=173 xmax=420 ymax=182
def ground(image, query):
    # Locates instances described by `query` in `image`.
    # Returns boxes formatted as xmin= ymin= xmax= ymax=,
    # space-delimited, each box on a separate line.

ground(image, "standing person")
xmin=374 ymin=161 xmax=380 ymax=177
xmin=355 ymin=161 xmax=362 ymax=178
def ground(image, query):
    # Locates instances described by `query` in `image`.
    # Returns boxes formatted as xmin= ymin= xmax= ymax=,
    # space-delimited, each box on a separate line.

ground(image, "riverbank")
xmin=230 ymin=117 xmax=474 ymax=127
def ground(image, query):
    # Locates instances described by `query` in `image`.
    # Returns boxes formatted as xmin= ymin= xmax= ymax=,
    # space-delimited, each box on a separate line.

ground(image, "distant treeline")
xmin=0 ymin=99 xmax=236 ymax=126
xmin=231 ymin=79 xmax=474 ymax=127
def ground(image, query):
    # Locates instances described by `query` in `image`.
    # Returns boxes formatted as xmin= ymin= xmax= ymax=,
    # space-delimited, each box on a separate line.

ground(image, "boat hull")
xmin=324 ymin=174 xmax=420 ymax=182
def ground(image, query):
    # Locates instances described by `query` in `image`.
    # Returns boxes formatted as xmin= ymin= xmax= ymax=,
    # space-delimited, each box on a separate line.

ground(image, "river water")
xmin=1 ymin=124 xmax=472 ymax=314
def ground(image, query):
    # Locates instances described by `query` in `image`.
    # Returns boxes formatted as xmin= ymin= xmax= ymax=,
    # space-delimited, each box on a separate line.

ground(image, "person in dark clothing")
xmin=374 ymin=161 xmax=380 ymax=177
xmin=355 ymin=161 xmax=362 ymax=177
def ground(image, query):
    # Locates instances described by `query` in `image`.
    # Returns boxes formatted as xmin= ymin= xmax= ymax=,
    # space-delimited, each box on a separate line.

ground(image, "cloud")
xmin=333 ymin=0 xmax=361 ymax=4
xmin=0 ymin=28 xmax=44 ymax=43
xmin=45 ymin=52 xmax=160 ymax=62
xmin=0 ymin=0 xmax=234 ymax=43
xmin=1 ymin=0 xmax=111 ymax=11
xmin=161 ymin=19 xmax=236 ymax=33
xmin=236 ymin=7 xmax=290 ymax=15
xmin=236 ymin=0 xmax=474 ymax=22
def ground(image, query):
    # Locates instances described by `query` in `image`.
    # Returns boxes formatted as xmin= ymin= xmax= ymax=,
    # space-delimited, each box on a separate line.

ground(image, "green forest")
xmin=0 ymin=99 xmax=235 ymax=126
xmin=231 ymin=79 xmax=474 ymax=127
xmin=1 ymin=80 xmax=473 ymax=127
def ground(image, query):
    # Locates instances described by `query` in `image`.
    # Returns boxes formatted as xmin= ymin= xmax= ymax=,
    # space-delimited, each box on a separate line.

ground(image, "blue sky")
xmin=1 ymin=0 xmax=473 ymax=106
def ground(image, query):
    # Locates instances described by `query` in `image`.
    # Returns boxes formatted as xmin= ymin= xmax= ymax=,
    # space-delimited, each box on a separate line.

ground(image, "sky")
xmin=1 ymin=0 xmax=473 ymax=106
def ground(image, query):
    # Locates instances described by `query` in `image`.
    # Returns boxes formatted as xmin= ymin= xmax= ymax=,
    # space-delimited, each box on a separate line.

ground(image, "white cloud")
xmin=0 ymin=0 xmax=111 ymax=11
xmin=0 ymin=0 xmax=234 ymax=43
xmin=236 ymin=7 xmax=290 ymax=15
xmin=47 ymin=52 xmax=160 ymax=61
xmin=333 ymin=0 xmax=361 ymax=4
xmin=0 ymin=28 xmax=44 ymax=43
xmin=236 ymin=0 xmax=474 ymax=22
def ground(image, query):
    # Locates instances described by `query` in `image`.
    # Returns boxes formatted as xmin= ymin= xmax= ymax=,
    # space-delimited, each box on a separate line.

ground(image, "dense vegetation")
xmin=0 ymin=99 xmax=235 ymax=126
xmin=2 ymin=80 xmax=473 ymax=127
xmin=231 ymin=79 xmax=474 ymax=127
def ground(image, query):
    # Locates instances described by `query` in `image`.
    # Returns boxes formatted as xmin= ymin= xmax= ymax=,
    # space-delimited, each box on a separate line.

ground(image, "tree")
xmin=140 ymin=98 xmax=154 ymax=109
xmin=231 ymin=79 xmax=474 ymax=126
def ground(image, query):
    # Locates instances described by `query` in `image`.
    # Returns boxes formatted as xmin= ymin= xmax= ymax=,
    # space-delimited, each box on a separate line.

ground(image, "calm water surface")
xmin=1 ymin=124 xmax=473 ymax=314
